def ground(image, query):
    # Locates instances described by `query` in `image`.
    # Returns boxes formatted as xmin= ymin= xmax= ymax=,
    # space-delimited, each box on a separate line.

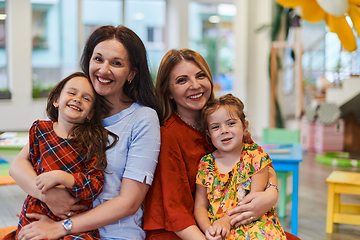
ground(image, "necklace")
xmin=175 ymin=111 xmax=200 ymax=131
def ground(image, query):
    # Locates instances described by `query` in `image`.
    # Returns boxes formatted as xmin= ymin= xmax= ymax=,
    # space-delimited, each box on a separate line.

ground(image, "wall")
xmin=233 ymin=0 xmax=272 ymax=140
xmin=0 ymin=0 xmax=47 ymax=132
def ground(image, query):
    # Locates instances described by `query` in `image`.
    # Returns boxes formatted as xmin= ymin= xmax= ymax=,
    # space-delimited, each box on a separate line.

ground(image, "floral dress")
xmin=196 ymin=143 xmax=286 ymax=240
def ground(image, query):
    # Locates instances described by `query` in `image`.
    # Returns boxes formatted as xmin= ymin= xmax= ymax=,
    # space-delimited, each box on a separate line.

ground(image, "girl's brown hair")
xmin=155 ymin=49 xmax=215 ymax=122
xmin=201 ymin=93 xmax=253 ymax=145
xmin=46 ymin=72 xmax=118 ymax=171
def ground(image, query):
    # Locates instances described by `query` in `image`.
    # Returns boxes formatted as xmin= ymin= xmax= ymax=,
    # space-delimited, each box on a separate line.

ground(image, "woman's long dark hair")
xmin=80 ymin=25 xmax=161 ymax=122
xmin=46 ymin=72 xmax=118 ymax=170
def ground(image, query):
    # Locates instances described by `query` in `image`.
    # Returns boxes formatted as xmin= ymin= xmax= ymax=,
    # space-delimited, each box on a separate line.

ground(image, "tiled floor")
xmin=1 ymin=152 xmax=360 ymax=239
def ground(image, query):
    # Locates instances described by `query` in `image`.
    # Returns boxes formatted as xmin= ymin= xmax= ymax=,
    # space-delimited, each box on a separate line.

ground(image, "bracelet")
xmin=265 ymin=182 xmax=279 ymax=192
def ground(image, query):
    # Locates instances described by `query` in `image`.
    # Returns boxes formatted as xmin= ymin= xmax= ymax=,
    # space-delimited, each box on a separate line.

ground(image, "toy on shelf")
xmin=300 ymin=103 xmax=344 ymax=153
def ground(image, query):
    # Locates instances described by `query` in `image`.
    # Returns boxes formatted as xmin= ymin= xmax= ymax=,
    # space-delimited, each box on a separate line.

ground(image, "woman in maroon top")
xmin=143 ymin=49 xmax=287 ymax=240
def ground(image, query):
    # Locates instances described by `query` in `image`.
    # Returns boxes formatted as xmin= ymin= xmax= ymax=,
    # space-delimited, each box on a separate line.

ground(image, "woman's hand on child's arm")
xmin=228 ymin=187 xmax=278 ymax=227
xmin=19 ymin=177 xmax=149 ymax=239
xmin=228 ymin=166 xmax=278 ymax=228
xmin=42 ymin=186 xmax=86 ymax=219
xmin=36 ymin=170 xmax=75 ymax=193
xmin=18 ymin=213 xmax=66 ymax=240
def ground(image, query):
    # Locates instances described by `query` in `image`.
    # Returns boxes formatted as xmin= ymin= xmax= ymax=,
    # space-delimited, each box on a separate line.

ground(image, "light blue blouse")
xmin=93 ymin=102 xmax=160 ymax=240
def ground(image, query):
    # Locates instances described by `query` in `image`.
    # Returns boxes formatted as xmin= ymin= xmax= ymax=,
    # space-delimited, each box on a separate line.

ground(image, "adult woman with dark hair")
xmin=10 ymin=25 xmax=161 ymax=240
xmin=80 ymin=26 xmax=161 ymax=117
xmin=143 ymin=49 xmax=280 ymax=240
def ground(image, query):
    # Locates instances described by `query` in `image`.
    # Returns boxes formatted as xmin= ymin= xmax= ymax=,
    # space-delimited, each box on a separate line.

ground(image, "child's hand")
xmin=36 ymin=171 xmax=63 ymax=194
xmin=205 ymin=226 xmax=222 ymax=240
xmin=212 ymin=216 xmax=231 ymax=238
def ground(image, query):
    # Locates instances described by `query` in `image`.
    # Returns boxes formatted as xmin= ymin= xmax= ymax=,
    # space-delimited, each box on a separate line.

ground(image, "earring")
xmin=128 ymin=79 xmax=132 ymax=84
xmin=85 ymin=117 xmax=90 ymax=122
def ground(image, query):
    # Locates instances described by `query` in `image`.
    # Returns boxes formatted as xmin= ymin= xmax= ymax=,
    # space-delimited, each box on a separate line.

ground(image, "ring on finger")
xmin=67 ymin=211 xmax=72 ymax=217
xmin=249 ymin=216 xmax=254 ymax=221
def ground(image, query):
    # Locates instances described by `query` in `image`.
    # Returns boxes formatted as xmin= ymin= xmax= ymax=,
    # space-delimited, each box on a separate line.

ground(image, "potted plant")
xmin=0 ymin=88 xmax=11 ymax=99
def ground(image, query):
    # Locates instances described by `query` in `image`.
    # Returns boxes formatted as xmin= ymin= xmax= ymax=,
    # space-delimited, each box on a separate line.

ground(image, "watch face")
xmin=63 ymin=219 xmax=72 ymax=230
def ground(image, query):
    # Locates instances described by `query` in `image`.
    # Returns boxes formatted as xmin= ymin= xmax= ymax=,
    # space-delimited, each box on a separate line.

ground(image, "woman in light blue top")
xmin=94 ymin=102 xmax=160 ymax=239
xmin=10 ymin=25 xmax=161 ymax=240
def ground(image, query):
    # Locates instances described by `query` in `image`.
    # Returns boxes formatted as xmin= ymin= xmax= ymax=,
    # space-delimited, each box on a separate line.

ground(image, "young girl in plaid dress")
xmin=4 ymin=72 xmax=117 ymax=240
xmin=194 ymin=94 xmax=286 ymax=240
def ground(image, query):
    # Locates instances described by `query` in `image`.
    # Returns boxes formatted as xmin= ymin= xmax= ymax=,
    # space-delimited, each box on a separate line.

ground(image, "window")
xmin=189 ymin=2 xmax=236 ymax=97
xmin=32 ymin=1 xmax=79 ymax=98
xmin=82 ymin=0 xmax=124 ymax=38
xmin=147 ymin=26 xmax=162 ymax=43
xmin=126 ymin=0 xmax=165 ymax=80
xmin=148 ymin=27 xmax=154 ymax=42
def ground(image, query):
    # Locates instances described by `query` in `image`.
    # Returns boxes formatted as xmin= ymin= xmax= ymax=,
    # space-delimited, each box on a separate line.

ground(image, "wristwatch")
xmin=62 ymin=219 xmax=72 ymax=235
xmin=266 ymin=182 xmax=279 ymax=192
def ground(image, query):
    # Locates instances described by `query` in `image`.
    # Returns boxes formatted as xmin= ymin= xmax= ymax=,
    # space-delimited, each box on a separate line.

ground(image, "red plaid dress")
xmin=5 ymin=120 xmax=104 ymax=240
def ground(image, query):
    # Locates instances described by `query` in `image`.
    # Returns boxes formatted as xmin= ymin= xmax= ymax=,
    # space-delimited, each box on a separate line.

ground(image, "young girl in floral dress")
xmin=194 ymin=94 xmax=286 ymax=240
xmin=4 ymin=72 xmax=117 ymax=240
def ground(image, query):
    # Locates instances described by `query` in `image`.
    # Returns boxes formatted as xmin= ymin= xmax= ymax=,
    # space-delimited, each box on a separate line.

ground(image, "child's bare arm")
xmin=194 ymin=184 xmax=212 ymax=233
xmin=9 ymin=143 xmax=42 ymax=199
xmin=36 ymin=170 xmax=75 ymax=194
xmin=268 ymin=166 xmax=278 ymax=186
xmin=250 ymin=167 xmax=268 ymax=193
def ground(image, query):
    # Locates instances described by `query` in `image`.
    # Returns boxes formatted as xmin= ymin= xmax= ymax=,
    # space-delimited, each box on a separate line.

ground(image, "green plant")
xmin=0 ymin=88 xmax=9 ymax=93
xmin=0 ymin=88 xmax=11 ymax=99
xmin=32 ymin=80 xmax=53 ymax=99
xmin=32 ymin=36 xmax=48 ymax=49
xmin=201 ymin=34 xmax=233 ymax=77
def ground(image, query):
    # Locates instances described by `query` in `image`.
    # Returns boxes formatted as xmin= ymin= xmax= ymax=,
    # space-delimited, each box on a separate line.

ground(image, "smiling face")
xmin=168 ymin=60 xmax=212 ymax=117
xmin=53 ymin=76 xmax=95 ymax=126
xmin=88 ymin=39 xmax=136 ymax=104
xmin=206 ymin=106 xmax=246 ymax=154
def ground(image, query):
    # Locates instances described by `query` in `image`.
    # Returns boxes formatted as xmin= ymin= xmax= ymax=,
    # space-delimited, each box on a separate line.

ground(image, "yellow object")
xmin=0 ymin=175 xmax=16 ymax=185
xmin=326 ymin=171 xmax=360 ymax=233
xmin=0 ymin=226 xmax=17 ymax=238
xmin=277 ymin=0 xmax=360 ymax=52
